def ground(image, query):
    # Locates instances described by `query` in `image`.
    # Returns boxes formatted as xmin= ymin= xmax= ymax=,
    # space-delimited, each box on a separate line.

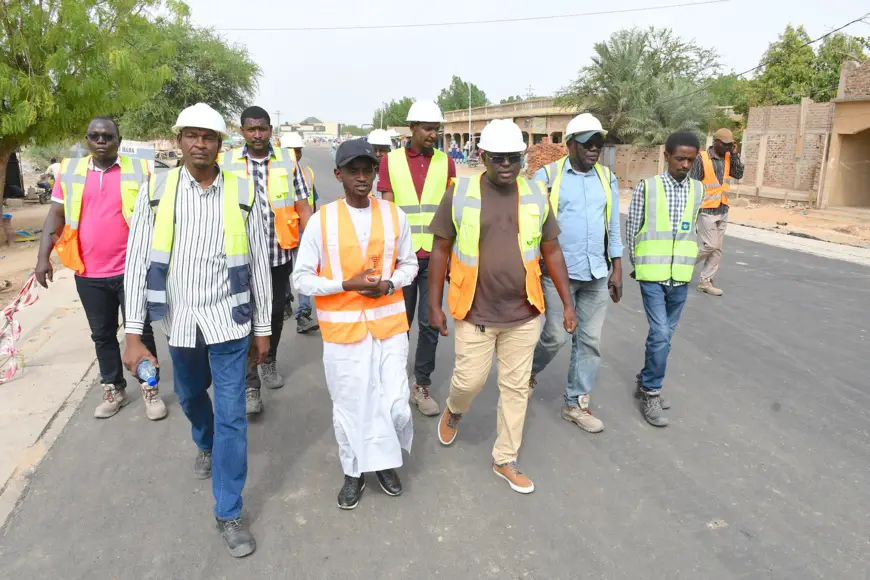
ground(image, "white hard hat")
xmin=478 ymin=119 xmax=527 ymax=153
xmin=564 ymin=113 xmax=607 ymax=143
xmin=172 ymin=103 xmax=228 ymax=138
xmin=367 ymin=129 xmax=392 ymax=147
xmin=282 ymin=132 xmax=304 ymax=148
xmin=406 ymin=100 xmax=444 ymax=123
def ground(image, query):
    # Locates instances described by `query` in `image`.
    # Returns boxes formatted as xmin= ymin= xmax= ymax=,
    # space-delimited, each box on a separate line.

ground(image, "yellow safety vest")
xmin=303 ymin=165 xmax=315 ymax=207
xmin=634 ymin=176 xmax=701 ymax=283
xmin=145 ymin=168 xmax=255 ymax=323
xmin=386 ymin=148 xmax=448 ymax=252
xmin=447 ymin=175 xmax=548 ymax=320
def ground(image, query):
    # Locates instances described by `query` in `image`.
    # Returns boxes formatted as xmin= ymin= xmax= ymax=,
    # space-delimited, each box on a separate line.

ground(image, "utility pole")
xmin=276 ymin=110 xmax=281 ymax=131
xmin=524 ymin=85 xmax=534 ymax=100
xmin=468 ymin=81 xmax=473 ymax=155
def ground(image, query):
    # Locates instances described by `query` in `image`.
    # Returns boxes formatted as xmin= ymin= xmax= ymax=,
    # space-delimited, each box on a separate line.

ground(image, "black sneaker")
xmin=296 ymin=310 xmax=319 ymax=334
xmin=337 ymin=474 xmax=366 ymax=510
xmin=640 ymin=390 xmax=669 ymax=427
xmin=194 ymin=449 xmax=212 ymax=480
xmin=216 ymin=517 xmax=256 ymax=558
xmin=376 ymin=469 xmax=403 ymax=496
xmin=635 ymin=374 xmax=670 ymax=409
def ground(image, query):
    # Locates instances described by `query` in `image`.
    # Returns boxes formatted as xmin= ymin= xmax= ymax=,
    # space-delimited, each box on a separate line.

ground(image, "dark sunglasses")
xmin=487 ymin=153 xmax=523 ymax=165
xmin=87 ymin=132 xmax=117 ymax=143
xmin=575 ymin=136 xmax=604 ymax=149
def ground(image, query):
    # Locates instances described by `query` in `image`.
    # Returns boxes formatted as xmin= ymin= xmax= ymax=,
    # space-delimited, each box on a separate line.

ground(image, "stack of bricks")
xmin=525 ymin=144 xmax=565 ymax=178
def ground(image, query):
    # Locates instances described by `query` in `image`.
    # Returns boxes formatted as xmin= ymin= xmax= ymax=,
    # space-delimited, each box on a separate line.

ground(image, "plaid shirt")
xmin=242 ymin=144 xmax=310 ymax=267
xmin=624 ymin=172 xmax=701 ymax=287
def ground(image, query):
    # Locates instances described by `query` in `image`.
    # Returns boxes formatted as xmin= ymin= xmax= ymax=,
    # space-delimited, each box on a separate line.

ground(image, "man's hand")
xmin=249 ymin=335 xmax=270 ymax=366
xmin=358 ymin=280 xmax=390 ymax=299
xmin=429 ymin=306 xmax=449 ymax=337
xmin=630 ymin=270 xmax=636 ymax=280
xmin=123 ymin=334 xmax=158 ymax=374
xmin=35 ymin=257 xmax=53 ymax=288
xmin=342 ymin=268 xmax=381 ymax=293
xmin=563 ymin=304 xmax=578 ymax=333
xmin=608 ymin=268 xmax=623 ymax=304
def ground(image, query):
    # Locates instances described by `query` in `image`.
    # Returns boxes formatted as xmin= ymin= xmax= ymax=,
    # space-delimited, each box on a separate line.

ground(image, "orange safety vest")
xmin=699 ymin=151 xmax=732 ymax=210
xmin=314 ymin=198 xmax=409 ymax=344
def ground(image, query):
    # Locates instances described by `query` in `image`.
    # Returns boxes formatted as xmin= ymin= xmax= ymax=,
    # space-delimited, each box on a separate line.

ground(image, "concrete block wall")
xmin=842 ymin=60 xmax=870 ymax=99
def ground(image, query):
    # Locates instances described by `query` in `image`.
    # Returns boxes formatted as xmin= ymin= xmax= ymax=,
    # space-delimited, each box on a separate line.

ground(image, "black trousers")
xmin=75 ymin=274 xmax=158 ymax=388
xmin=403 ymin=257 xmax=440 ymax=386
xmin=245 ymin=260 xmax=292 ymax=388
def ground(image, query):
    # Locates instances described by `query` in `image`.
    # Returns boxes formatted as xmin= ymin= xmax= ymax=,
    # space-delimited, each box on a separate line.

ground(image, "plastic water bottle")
xmin=137 ymin=359 xmax=158 ymax=387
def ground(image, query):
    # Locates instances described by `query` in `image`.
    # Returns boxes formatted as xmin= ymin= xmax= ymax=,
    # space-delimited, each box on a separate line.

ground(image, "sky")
xmin=184 ymin=0 xmax=870 ymax=126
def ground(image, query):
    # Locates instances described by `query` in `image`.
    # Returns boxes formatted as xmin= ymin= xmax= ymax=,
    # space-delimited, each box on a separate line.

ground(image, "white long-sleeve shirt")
xmin=125 ymin=167 xmax=272 ymax=348
xmin=293 ymin=198 xmax=418 ymax=298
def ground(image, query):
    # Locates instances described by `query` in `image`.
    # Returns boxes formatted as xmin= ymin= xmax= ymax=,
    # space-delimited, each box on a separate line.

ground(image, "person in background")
xmin=624 ymin=132 xmax=703 ymax=428
xmin=293 ymin=140 xmax=418 ymax=510
xmin=367 ymin=129 xmax=393 ymax=199
xmin=34 ymin=116 xmax=166 ymax=421
xmin=691 ymin=128 xmax=744 ymax=296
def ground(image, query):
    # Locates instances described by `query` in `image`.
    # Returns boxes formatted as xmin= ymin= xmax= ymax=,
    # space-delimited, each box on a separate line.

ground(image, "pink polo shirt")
xmin=52 ymin=159 xmax=130 ymax=278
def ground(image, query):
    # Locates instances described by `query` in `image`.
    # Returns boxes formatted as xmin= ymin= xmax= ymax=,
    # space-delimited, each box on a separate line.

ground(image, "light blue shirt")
xmin=534 ymin=161 xmax=623 ymax=281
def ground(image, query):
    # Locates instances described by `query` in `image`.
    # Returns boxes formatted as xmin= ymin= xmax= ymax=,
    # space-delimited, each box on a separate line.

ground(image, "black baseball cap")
xmin=335 ymin=139 xmax=379 ymax=168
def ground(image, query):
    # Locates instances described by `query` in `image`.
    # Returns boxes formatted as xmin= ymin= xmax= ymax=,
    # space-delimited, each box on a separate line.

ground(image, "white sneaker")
xmin=141 ymin=384 xmax=168 ymax=420
xmin=94 ymin=384 xmax=130 ymax=418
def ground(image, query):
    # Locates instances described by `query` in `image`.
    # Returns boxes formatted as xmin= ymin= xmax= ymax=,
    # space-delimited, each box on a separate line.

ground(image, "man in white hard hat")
xmin=220 ymin=107 xmax=312 ymax=414
xmin=123 ymin=103 xmax=271 ymax=558
xmin=427 ymin=119 xmax=577 ymax=494
xmin=528 ymin=113 xmax=623 ymax=434
xmin=367 ymin=129 xmax=393 ymax=199
xmin=378 ymin=100 xmax=456 ymax=417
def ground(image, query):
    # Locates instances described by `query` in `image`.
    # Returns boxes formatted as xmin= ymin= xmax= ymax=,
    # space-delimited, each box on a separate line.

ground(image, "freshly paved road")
xmin=1 ymin=147 xmax=868 ymax=579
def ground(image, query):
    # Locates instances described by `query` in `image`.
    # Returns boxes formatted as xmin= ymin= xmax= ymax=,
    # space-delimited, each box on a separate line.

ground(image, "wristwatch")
xmin=384 ymin=280 xmax=395 ymax=296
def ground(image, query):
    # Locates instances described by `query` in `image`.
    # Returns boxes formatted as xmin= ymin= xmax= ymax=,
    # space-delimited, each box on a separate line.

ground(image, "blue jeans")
xmin=169 ymin=332 xmax=250 ymax=520
xmin=639 ymin=282 xmax=689 ymax=392
xmin=295 ymin=292 xmax=313 ymax=317
xmin=404 ymin=257 xmax=440 ymax=386
xmin=532 ymin=275 xmax=609 ymax=407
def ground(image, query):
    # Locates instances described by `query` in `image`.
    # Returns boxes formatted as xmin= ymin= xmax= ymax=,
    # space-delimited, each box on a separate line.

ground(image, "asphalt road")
xmin=1 ymin=146 xmax=868 ymax=579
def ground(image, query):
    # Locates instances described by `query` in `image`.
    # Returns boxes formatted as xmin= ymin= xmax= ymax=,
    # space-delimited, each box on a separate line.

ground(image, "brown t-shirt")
xmin=429 ymin=177 xmax=560 ymax=328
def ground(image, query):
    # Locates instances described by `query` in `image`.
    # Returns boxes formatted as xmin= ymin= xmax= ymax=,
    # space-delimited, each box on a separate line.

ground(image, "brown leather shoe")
xmin=438 ymin=406 xmax=462 ymax=446
xmin=493 ymin=461 xmax=535 ymax=494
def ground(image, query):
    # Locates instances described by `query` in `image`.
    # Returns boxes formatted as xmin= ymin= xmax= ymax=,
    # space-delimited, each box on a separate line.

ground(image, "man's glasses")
xmin=575 ymin=136 xmax=604 ymax=150
xmin=487 ymin=153 xmax=523 ymax=165
xmin=87 ymin=133 xmax=116 ymax=143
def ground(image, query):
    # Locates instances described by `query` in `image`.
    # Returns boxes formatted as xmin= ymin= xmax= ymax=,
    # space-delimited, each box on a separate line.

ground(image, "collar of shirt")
xmin=87 ymin=156 xmax=121 ymax=173
xmin=661 ymin=171 xmax=690 ymax=191
xmin=405 ymin=144 xmax=434 ymax=158
xmin=564 ymin=161 xmax=596 ymax=176
xmin=241 ymin=143 xmax=275 ymax=163
xmin=181 ymin=165 xmax=223 ymax=196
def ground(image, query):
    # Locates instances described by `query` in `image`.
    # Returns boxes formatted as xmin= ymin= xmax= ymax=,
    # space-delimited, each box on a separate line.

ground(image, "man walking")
xmin=124 ymin=103 xmax=272 ymax=557
xmin=691 ymin=128 xmax=744 ymax=296
xmin=428 ymin=120 xmax=577 ymax=494
xmin=293 ymin=140 xmax=417 ymax=509
xmin=367 ymin=129 xmax=393 ymax=198
xmin=221 ymin=106 xmax=312 ymax=414
xmin=379 ymin=100 xmax=456 ymax=417
xmin=529 ymin=113 xmax=622 ymax=433
xmin=34 ymin=116 xmax=166 ymax=421
xmin=624 ymin=132 xmax=703 ymax=428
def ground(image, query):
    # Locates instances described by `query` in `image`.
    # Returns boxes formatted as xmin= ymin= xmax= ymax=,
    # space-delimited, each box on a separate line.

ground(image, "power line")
xmin=217 ymin=1 xmax=730 ymax=32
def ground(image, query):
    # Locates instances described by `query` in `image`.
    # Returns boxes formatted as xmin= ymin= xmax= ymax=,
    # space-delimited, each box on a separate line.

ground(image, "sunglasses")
xmin=574 ymin=136 xmax=604 ymax=149
xmin=87 ymin=133 xmax=116 ymax=143
xmin=487 ymin=153 xmax=523 ymax=165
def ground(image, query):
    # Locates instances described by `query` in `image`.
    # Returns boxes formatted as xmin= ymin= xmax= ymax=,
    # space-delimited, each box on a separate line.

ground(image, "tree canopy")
xmin=437 ymin=76 xmax=488 ymax=112
xmin=372 ymin=97 xmax=414 ymax=128
xmin=500 ymin=95 xmax=524 ymax=104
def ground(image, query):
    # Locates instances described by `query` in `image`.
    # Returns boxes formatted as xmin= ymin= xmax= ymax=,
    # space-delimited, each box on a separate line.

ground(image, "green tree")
xmin=338 ymin=124 xmax=367 ymax=137
xmin=813 ymin=32 xmax=868 ymax=101
xmin=372 ymin=97 xmax=414 ymax=128
xmin=500 ymin=95 xmax=524 ymax=104
xmin=120 ymin=23 xmax=260 ymax=139
xmin=437 ymin=76 xmax=488 ymax=112
xmin=0 ymin=0 xmax=176 ymax=214
xmin=622 ymin=78 xmax=711 ymax=147
xmin=752 ymin=25 xmax=817 ymax=105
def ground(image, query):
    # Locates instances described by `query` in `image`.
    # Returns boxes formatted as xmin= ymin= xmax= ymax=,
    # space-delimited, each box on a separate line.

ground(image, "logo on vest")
xmin=681 ymin=221 xmax=691 ymax=232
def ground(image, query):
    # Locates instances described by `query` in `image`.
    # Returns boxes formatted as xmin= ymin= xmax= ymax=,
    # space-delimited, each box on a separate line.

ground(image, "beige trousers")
xmin=696 ymin=211 xmax=729 ymax=283
xmin=446 ymin=316 xmax=543 ymax=464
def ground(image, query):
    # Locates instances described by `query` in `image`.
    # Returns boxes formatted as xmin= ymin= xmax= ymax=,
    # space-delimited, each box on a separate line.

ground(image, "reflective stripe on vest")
xmin=145 ymin=168 xmax=255 ymax=323
xmin=221 ymin=147 xmax=301 ymax=249
xmin=447 ymin=175 xmax=548 ymax=320
xmin=304 ymin=165 xmax=315 ymax=207
xmin=387 ymin=148 xmax=448 ymax=252
xmin=54 ymin=155 xmax=147 ymax=274
xmin=699 ymin=151 xmax=732 ymax=209
xmin=314 ymin=198 xmax=409 ymax=344
xmin=634 ymin=176 xmax=700 ymax=283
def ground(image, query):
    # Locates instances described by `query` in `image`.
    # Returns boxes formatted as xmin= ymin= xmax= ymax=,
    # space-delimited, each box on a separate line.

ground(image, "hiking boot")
xmin=635 ymin=374 xmax=670 ymax=409
xmin=245 ymin=388 xmax=263 ymax=414
xmin=141 ymin=384 xmax=167 ymax=421
xmin=561 ymin=395 xmax=604 ymax=433
xmin=194 ymin=449 xmax=212 ymax=480
xmin=216 ymin=517 xmax=256 ymax=558
xmin=259 ymin=360 xmax=284 ymax=389
xmin=528 ymin=374 xmax=537 ymax=400
xmin=410 ymin=383 xmax=440 ymax=416
xmin=698 ymin=280 xmax=723 ymax=296
xmin=337 ymin=475 xmax=366 ymax=510
xmin=640 ymin=390 xmax=669 ymax=427
xmin=438 ymin=406 xmax=462 ymax=446
xmin=296 ymin=310 xmax=319 ymax=334
xmin=376 ymin=469 xmax=403 ymax=496
xmin=94 ymin=384 xmax=130 ymax=418
xmin=493 ymin=461 xmax=535 ymax=494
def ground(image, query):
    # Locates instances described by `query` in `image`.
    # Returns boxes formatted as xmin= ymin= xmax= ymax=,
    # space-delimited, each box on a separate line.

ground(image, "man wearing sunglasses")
xmin=528 ymin=113 xmax=622 ymax=434
xmin=427 ymin=119 xmax=577 ymax=494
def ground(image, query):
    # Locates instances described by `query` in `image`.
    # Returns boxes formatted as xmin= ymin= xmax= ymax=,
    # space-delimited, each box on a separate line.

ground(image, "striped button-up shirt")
xmin=125 ymin=166 xmax=272 ymax=348
xmin=242 ymin=144 xmax=310 ymax=268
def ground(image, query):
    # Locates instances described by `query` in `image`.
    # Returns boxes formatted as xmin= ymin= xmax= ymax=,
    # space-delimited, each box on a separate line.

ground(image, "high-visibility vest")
xmin=543 ymin=156 xmax=614 ymax=262
xmin=54 ymin=155 xmax=148 ymax=275
xmin=221 ymin=147 xmax=301 ymax=249
xmin=699 ymin=151 xmax=732 ymax=209
xmin=447 ymin=175 xmax=549 ymax=321
xmin=314 ymin=198 xmax=409 ymax=344
xmin=386 ymin=148 xmax=449 ymax=252
xmin=145 ymin=168 xmax=255 ymax=323
xmin=634 ymin=176 xmax=701 ymax=283
xmin=302 ymin=165 xmax=315 ymax=207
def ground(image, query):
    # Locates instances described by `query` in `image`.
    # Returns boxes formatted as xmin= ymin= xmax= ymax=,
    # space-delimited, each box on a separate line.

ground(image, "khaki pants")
xmin=696 ymin=211 xmax=729 ymax=283
xmin=446 ymin=316 xmax=543 ymax=464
